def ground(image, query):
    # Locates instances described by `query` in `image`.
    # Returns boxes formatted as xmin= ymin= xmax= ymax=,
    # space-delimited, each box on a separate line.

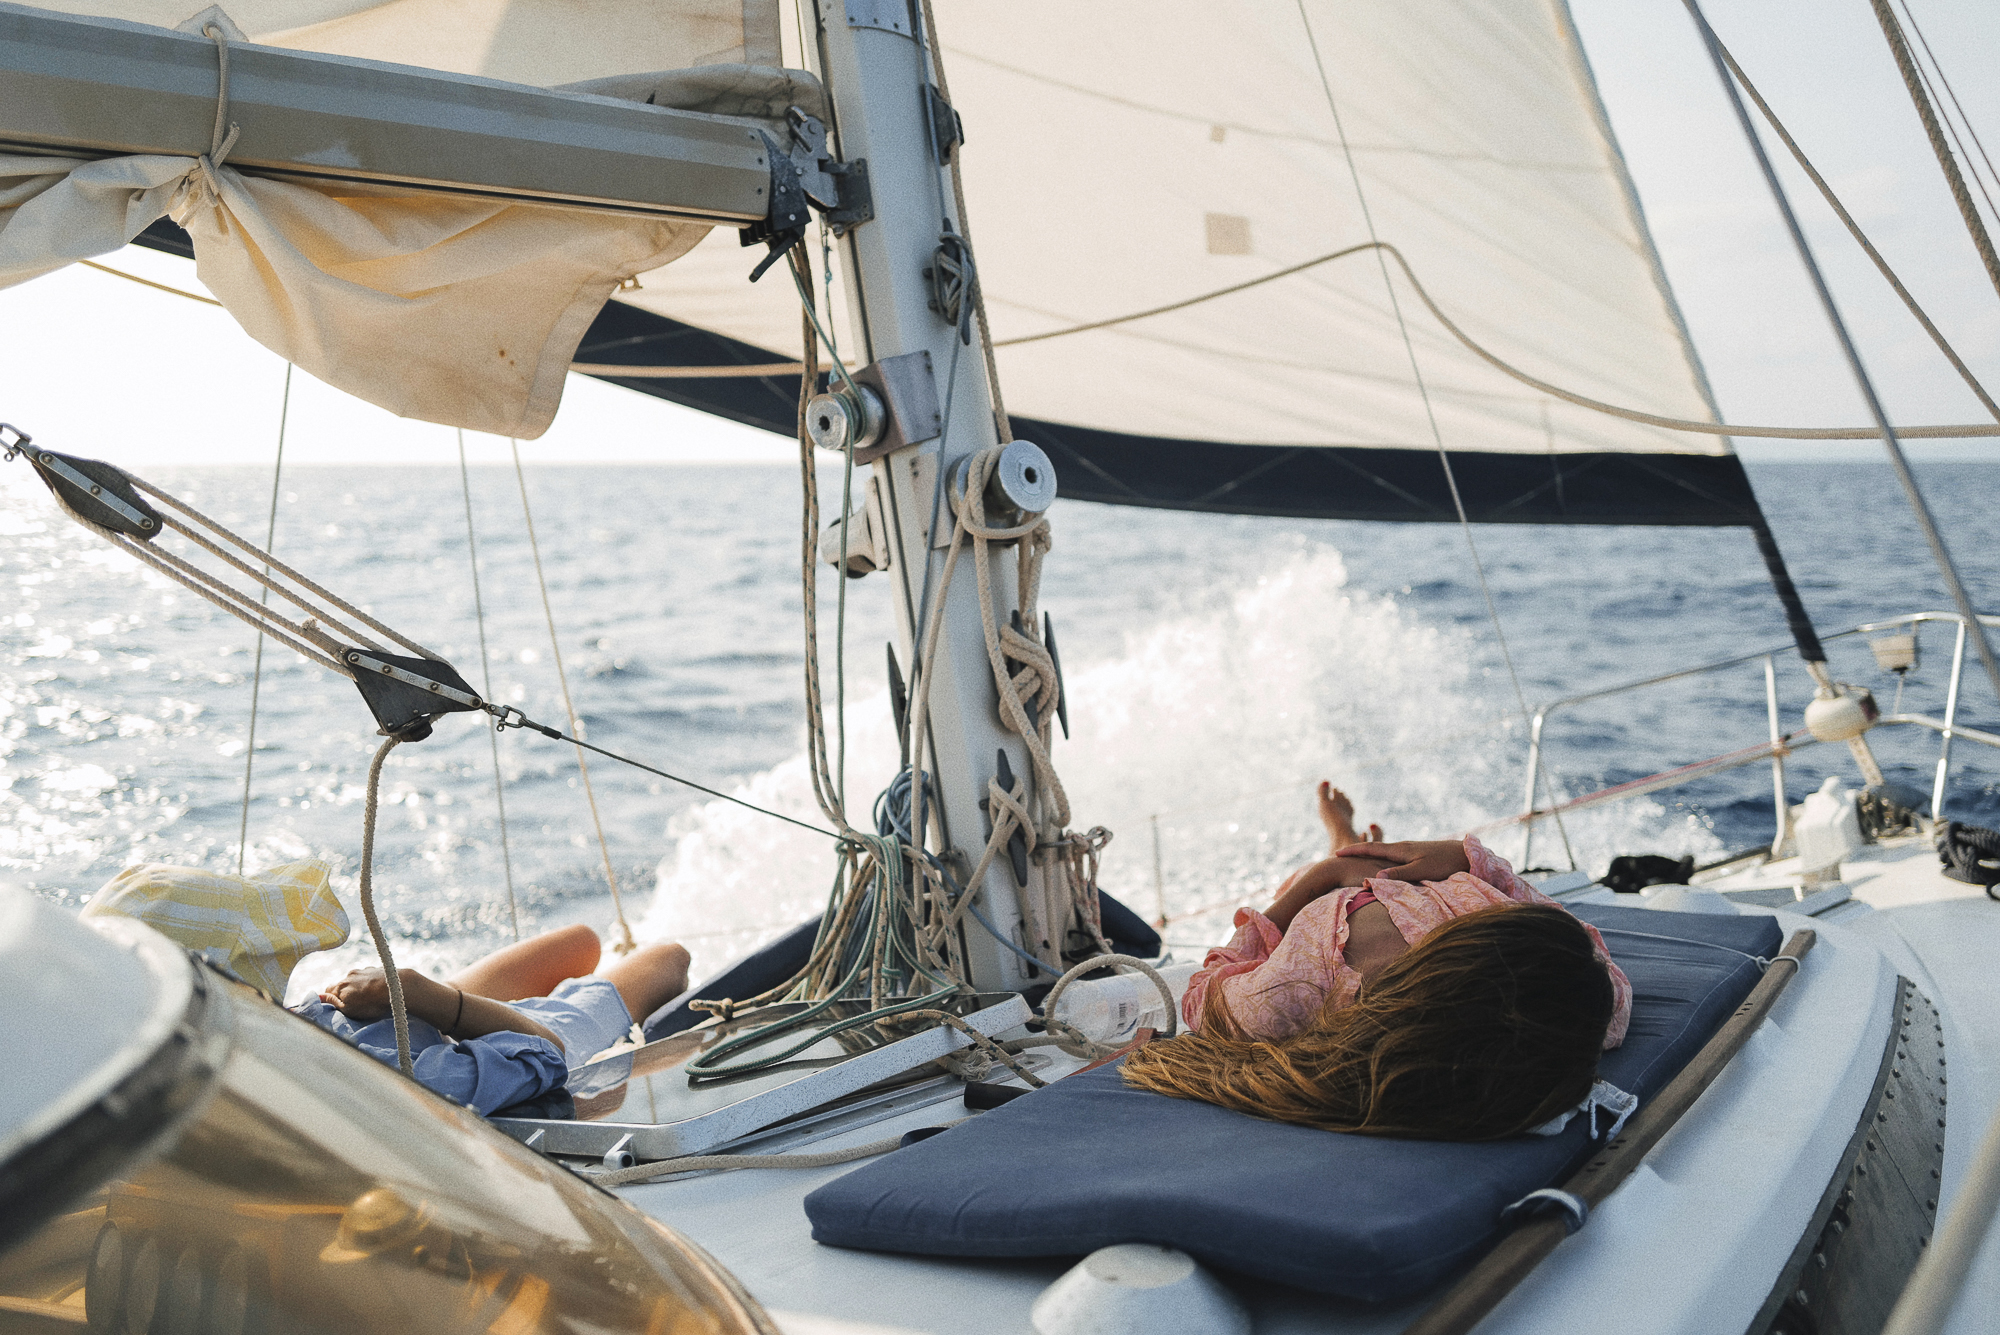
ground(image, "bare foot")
xmin=1316 ymin=782 xmax=1358 ymax=851
xmin=1316 ymin=782 xmax=1383 ymax=852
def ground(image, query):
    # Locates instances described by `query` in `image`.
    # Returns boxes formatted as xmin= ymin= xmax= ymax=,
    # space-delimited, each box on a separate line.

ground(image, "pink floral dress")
xmin=1182 ymin=835 xmax=1632 ymax=1048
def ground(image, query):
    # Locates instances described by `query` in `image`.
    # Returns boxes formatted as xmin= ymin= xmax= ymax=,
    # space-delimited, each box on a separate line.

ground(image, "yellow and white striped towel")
xmin=83 ymin=859 xmax=349 ymax=998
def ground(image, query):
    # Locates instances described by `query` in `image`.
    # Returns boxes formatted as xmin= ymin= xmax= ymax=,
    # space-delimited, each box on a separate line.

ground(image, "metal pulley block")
xmin=15 ymin=443 xmax=162 ymax=540
xmin=298 ymin=620 xmax=483 ymax=743
xmin=806 ymin=351 xmax=942 ymax=463
xmin=952 ymin=440 xmax=1058 ymax=531
xmin=806 ymin=382 xmax=887 ymax=454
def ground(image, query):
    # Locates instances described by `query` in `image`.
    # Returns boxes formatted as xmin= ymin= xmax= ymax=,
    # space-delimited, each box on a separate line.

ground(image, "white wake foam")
xmin=642 ymin=546 xmax=1724 ymax=975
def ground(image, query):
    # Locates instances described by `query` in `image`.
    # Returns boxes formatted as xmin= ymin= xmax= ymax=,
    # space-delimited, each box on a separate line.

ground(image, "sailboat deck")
xmin=615 ymin=871 xmax=1954 ymax=1334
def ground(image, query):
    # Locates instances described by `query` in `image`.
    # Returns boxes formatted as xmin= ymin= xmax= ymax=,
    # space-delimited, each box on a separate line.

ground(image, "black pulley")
xmin=25 ymin=448 xmax=163 ymax=540
xmin=339 ymin=646 xmax=482 ymax=743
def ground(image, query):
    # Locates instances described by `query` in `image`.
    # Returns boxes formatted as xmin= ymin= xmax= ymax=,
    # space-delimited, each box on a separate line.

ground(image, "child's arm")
xmin=322 ymin=967 xmax=567 ymax=1053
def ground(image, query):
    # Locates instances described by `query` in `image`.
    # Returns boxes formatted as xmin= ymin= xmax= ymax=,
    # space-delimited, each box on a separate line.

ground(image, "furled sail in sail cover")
xmin=597 ymin=0 xmax=1763 ymax=526
xmin=0 ymin=0 xmax=797 ymax=436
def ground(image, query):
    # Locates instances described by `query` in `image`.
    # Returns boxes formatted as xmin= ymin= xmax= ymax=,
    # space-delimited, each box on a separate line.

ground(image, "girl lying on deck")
xmin=85 ymin=860 xmax=692 ymax=1115
xmin=300 ymin=926 xmax=691 ymax=1114
xmin=1122 ymin=784 xmax=1632 ymax=1141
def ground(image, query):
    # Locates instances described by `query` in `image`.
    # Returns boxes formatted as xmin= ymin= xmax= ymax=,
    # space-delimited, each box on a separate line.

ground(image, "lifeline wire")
xmin=1295 ymin=0 xmax=1575 ymax=871
xmin=459 ymin=430 xmax=519 ymax=940
xmin=1683 ymin=0 xmax=2000 ymax=712
xmin=235 ymin=364 xmax=289 ymax=875
xmin=510 ymin=440 xmax=636 ymax=953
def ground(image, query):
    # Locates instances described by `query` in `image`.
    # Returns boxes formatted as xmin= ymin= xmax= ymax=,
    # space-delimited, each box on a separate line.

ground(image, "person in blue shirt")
xmin=293 ymin=925 xmax=690 ymax=1116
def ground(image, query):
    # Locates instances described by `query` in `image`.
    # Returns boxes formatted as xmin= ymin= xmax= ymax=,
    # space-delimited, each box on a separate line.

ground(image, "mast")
xmin=809 ymin=0 xmax=1042 ymax=991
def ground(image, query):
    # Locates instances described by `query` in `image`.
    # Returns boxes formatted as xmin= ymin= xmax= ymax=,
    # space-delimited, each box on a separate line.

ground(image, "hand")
xmin=321 ymin=967 xmax=437 ymax=1022
xmin=321 ymin=967 xmax=394 ymax=1020
xmin=1332 ymin=839 xmax=1470 ymax=885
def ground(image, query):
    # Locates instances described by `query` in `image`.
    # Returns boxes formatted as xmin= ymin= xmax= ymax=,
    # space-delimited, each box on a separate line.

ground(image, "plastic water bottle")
xmin=1048 ymin=961 xmax=1199 ymax=1045
xmin=1795 ymin=774 xmax=1863 ymax=878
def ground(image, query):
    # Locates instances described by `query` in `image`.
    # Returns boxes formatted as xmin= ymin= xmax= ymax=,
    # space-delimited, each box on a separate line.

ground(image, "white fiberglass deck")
xmin=614 ymin=843 xmax=1998 ymax=1335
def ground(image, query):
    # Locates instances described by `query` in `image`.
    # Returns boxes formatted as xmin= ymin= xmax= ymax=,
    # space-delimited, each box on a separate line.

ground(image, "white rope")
xmin=992 ymin=238 xmax=2000 ymax=441
xmin=199 ymin=24 xmax=240 ymax=172
xmin=1297 ymin=2 xmax=1574 ymax=869
xmin=127 ymin=474 xmax=445 ymax=661
xmin=236 ymin=365 xmax=290 ymax=875
xmin=569 ymin=361 xmax=805 ymax=378
xmin=893 ymin=443 xmax=1111 ymax=975
xmin=79 ymin=260 xmax=222 ymax=308
xmin=357 ymin=735 xmax=413 ymax=1075
xmin=96 ymin=526 xmax=346 ymax=676
xmin=459 ymin=431 xmax=519 ymax=940
xmin=1038 ymin=952 xmax=1179 ymax=1060
xmin=509 ymin=440 xmax=635 ymax=954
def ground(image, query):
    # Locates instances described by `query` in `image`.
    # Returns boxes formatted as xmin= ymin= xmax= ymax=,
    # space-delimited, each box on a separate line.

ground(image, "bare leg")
xmin=452 ymin=923 xmax=602 ymax=1002
xmin=1316 ymin=782 xmax=1382 ymax=853
xmin=602 ymin=943 xmax=692 ymax=1023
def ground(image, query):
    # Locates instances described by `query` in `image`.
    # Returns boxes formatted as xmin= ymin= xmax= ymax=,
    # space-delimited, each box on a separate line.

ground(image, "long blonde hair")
xmin=1122 ymin=905 xmax=1613 ymax=1140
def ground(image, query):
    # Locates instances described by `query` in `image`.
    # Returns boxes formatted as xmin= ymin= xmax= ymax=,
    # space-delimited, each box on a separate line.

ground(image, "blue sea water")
xmin=3 ymin=458 xmax=1994 ymax=993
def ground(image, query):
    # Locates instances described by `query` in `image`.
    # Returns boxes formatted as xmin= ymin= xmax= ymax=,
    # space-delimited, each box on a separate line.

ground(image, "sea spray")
xmin=642 ymin=546 xmax=1725 ymax=977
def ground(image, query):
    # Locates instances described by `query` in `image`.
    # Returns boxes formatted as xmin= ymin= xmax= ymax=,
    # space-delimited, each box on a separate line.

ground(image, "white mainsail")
xmin=628 ymin=0 xmax=1731 ymax=462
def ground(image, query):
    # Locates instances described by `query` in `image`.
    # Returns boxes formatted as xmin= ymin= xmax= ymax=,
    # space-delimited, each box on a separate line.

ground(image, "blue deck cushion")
xmin=803 ymin=906 xmax=1783 ymax=1301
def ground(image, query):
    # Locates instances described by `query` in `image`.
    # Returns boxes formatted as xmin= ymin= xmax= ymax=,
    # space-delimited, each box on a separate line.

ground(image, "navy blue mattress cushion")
xmin=803 ymin=905 xmax=1782 ymax=1301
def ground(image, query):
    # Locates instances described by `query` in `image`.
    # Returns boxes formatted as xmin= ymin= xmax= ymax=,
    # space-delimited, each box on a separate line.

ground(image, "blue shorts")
xmin=511 ymin=977 xmax=633 ymax=1065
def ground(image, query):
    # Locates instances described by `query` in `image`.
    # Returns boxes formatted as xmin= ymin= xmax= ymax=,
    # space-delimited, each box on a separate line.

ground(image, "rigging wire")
xmin=1893 ymin=0 xmax=2000 ymax=210
xmin=1864 ymin=0 xmax=2000 ymax=305
xmin=1893 ymin=0 xmax=2000 ymax=227
xmin=458 ymin=430 xmax=519 ymax=940
xmin=509 ymin=439 xmax=636 ymax=954
xmin=235 ymin=364 xmax=289 ymax=875
xmin=513 ymin=721 xmax=837 ymax=839
xmin=1683 ymin=0 xmax=2000 ymax=713
xmin=1710 ymin=38 xmax=2000 ymax=422
xmin=1294 ymin=0 xmax=1575 ymax=870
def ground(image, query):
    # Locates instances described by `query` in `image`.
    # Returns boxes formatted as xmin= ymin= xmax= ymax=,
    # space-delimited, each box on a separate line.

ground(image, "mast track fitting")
xmin=924 ymin=84 xmax=963 ymax=165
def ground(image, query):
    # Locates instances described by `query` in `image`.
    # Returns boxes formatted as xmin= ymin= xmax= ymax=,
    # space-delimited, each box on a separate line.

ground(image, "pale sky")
xmin=0 ymin=0 xmax=1993 ymax=468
